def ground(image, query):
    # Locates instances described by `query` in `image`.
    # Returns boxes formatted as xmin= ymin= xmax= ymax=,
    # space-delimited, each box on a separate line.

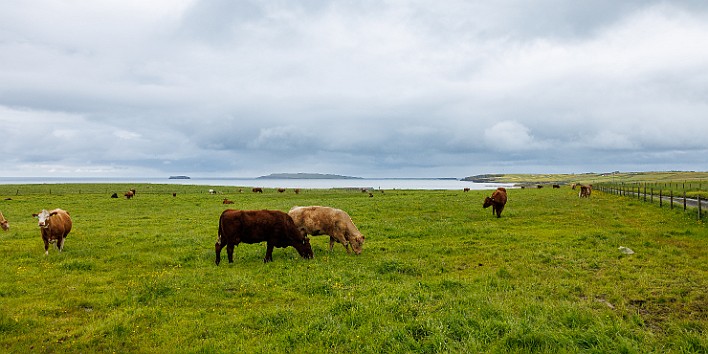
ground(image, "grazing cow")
xmin=0 ymin=211 xmax=8 ymax=231
xmin=537 ymin=185 xmax=543 ymax=189
xmin=288 ymin=206 xmax=365 ymax=255
xmin=552 ymin=184 xmax=561 ymax=189
xmin=216 ymin=209 xmax=313 ymax=264
xmin=209 ymin=189 xmax=217 ymax=195
xmin=483 ymin=187 xmax=508 ymax=218
xmin=32 ymin=209 xmax=72 ymax=255
xmin=173 ymin=192 xmax=177 ymax=197
xmin=252 ymin=188 xmax=263 ymax=193
xmin=110 ymin=193 xmax=119 ymax=198
xmin=124 ymin=190 xmax=134 ymax=199
xmin=277 ymin=188 xmax=286 ymax=193
xmin=579 ymin=185 xmax=592 ymax=198
xmin=571 ymin=183 xmax=578 ymax=190
xmin=294 ymin=188 xmax=301 ymax=194
xmin=223 ymin=198 xmax=234 ymax=204
xmin=464 ymin=188 xmax=471 ymax=192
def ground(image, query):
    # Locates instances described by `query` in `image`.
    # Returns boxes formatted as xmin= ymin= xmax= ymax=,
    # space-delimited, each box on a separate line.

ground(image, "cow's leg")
xmin=264 ymin=243 xmax=274 ymax=263
xmin=226 ymin=244 xmax=235 ymax=263
xmin=57 ymin=237 xmax=65 ymax=251
xmin=214 ymin=242 xmax=223 ymax=265
xmin=43 ymin=238 xmax=50 ymax=256
xmin=329 ymin=237 xmax=336 ymax=252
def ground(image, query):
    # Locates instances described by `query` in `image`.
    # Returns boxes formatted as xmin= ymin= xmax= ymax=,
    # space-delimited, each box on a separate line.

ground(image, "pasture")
xmin=0 ymin=184 xmax=706 ymax=353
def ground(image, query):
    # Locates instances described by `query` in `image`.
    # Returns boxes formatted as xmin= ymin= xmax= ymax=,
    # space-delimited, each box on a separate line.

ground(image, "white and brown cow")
xmin=32 ymin=209 xmax=72 ymax=255
xmin=288 ymin=206 xmax=365 ymax=255
xmin=0 ymin=211 xmax=8 ymax=231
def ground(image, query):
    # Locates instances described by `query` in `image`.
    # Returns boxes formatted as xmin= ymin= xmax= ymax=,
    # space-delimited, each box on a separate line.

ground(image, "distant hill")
xmin=257 ymin=173 xmax=363 ymax=180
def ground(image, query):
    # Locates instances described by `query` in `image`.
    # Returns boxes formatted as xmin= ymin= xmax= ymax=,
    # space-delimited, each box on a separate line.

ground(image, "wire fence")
xmin=596 ymin=183 xmax=705 ymax=220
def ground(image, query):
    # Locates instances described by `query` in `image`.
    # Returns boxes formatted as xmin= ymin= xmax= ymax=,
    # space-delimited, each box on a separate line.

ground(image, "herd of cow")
xmin=0 ymin=184 xmax=591 ymax=263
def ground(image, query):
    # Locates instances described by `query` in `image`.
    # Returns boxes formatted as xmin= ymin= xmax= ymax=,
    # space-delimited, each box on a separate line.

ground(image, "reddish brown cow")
xmin=124 ymin=190 xmax=134 ymax=199
xmin=483 ymin=187 xmax=508 ymax=218
xmin=252 ymin=188 xmax=263 ymax=193
xmin=216 ymin=209 xmax=313 ymax=264
xmin=32 ymin=209 xmax=72 ymax=255
xmin=223 ymin=198 xmax=234 ymax=204
xmin=463 ymin=188 xmax=471 ymax=192
xmin=288 ymin=206 xmax=365 ymax=255
xmin=579 ymin=185 xmax=592 ymax=198
xmin=0 ymin=211 xmax=8 ymax=231
xmin=277 ymin=188 xmax=286 ymax=193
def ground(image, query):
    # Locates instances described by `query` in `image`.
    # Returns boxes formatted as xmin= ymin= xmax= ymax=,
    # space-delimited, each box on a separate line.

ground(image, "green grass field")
xmin=0 ymin=184 xmax=706 ymax=353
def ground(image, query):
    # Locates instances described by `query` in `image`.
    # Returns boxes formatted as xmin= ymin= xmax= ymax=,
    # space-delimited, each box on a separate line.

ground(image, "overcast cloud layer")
xmin=1 ymin=1 xmax=707 ymax=178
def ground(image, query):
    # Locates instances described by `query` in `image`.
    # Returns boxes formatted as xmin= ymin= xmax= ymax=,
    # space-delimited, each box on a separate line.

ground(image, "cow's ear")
xmin=49 ymin=212 xmax=58 ymax=217
xmin=32 ymin=213 xmax=38 ymax=217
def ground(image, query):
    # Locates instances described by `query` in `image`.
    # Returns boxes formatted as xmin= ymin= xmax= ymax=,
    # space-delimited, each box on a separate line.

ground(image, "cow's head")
xmin=350 ymin=234 xmax=366 ymax=255
xmin=483 ymin=197 xmax=494 ymax=208
xmin=293 ymin=237 xmax=314 ymax=259
xmin=33 ymin=209 xmax=53 ymax=228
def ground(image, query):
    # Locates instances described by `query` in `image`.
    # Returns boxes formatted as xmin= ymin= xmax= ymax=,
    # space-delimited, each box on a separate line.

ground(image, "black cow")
xmin=215 ymin=209 xmax=313 ymax=264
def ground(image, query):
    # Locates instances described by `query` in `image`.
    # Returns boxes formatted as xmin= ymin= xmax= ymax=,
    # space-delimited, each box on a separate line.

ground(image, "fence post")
xmin=660 ymin=190 xmax=663 ymax=208
xmin=644 ymin=184 xmax=647 ymax=202
xmin=699 ymin=195 xmax=703 ymax=220
xmin=650 ymin=188 xmax=653 ymax=203
xmin=684 ymin=191 xmax=687 ymax=211
xmin=670 ymin=190 xmax=674 ymax=210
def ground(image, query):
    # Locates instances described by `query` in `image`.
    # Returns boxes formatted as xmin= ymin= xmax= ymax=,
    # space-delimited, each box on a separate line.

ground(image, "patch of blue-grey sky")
xmin=1 ymin=0 xmax=707 ymax=177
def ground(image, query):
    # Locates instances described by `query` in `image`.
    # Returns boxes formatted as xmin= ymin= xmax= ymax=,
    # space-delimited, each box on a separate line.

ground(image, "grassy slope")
xmin=0 ymin=185 xmax=706 ymax=353
xmin=472 ymin=171 xmax=708 ymax=185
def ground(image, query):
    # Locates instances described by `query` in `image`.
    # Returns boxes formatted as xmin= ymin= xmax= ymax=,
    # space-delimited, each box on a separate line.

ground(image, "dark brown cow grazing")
xmin=483 ymin=187 xmax=508 ymax=218
xmin=252 ymin=188 xmax=263 ymax=193
xmin=216 ymin=209 xmax=313 ymax=264
xmin=32 ymin=209 xmax=72 ymax=255
xmin=464 ymin=188 xmax=470 ymax=192
xmin=110 ymin=193 xmax=118 ymax=198
xmin=223 ymin=198 xmax=234 ymax=204
xmin=124 ymin=190 xmax=134 ymax=199
xmin=294 ymin=188 xmax=301 ymax=194
xmin=277 ymin=188 xmax=286 ymax=193
xmin=0 ymin=211 xmax=8 ymax=231
xmin=553 ymin=184 xmax=561 ymax=189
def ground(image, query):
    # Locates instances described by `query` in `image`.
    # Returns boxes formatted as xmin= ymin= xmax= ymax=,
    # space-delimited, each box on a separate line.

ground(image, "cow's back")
xmin=220 ymin=209 xmax=300 ymax=245
xmin=49 ymin=209 xmax=72 ymax=238
xmin=492 ymin=188 xmax=508 ymax=205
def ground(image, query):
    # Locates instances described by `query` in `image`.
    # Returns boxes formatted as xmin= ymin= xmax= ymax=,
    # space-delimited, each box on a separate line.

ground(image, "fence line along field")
xmin=0 ymin=184 xmax=706 ymax=353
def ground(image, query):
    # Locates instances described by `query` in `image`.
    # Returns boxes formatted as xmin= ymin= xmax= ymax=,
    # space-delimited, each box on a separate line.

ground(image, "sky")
xmin=1 ymin=0 xmax=707 ymax=178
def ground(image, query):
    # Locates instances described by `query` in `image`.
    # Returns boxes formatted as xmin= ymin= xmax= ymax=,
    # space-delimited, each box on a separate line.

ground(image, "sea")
xmin=0 ymin=177 xmax=511 ymax=191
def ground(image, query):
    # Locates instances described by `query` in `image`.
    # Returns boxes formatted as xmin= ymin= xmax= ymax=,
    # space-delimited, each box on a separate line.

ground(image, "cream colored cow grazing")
xmin=0 ymin=211 xmax=8 ymax=231
xmin=288 ymin=206 xmax=365 ymax=255
xmin=32 ymin=209 xmax=72 ymax=255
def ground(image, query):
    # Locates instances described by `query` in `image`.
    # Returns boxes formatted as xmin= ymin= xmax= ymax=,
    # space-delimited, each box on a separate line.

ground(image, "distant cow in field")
xmin=209 ymin=189 xmax=217 ymax=195
xmin=124 ymin=190 xmax=134 ymax=199
xmin=223 ymin=198 xmax=234 ymax=204
xmin=571 ymin=183 xmax=577 ymax=190
xmin=277 ymin=188 xmax=286 ymax=193
xmin=537 ymin=185 xmax=543 ymax=189
xmin=288 ymin=206 xmax=366 ymax=255
xmin=483 ymin=187 xmax=508 ymax=218
xmin=32 ymin=209 xmax=72 ymax=255
xmin=252 ymin=188 xmax=263 ymax=193
xmin=553 ymin=184 xmax=561 ymax=189
xmin=110 ymin=193 xmax=118 ymax=198
xmin=294 ymin=188 xmax=301 ymax=194
xmin=0 ymin=211 xmax=8 ymax=231
xmin=464 ymin=187 xmax=470 ymax=192
xmin=216 ymin=209 xmax=313 ymax=264
xmin=579 ymin=185 xmax=592 ymax=198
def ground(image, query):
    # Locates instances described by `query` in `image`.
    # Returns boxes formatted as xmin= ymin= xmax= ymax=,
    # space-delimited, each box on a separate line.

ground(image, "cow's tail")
xmin=217 ymin=213 xmax=224 ymax=245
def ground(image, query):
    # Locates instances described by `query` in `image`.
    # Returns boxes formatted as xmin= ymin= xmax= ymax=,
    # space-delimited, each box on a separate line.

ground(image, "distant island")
xmin=168 ymin=175 xmax=191 ymax=179
xmin=257 ymin=173 xmax=363 ymax=180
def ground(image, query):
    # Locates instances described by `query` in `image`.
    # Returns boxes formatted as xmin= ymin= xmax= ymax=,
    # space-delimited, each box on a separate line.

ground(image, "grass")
xmin=0 ymin=184 xmax=706 ymax=353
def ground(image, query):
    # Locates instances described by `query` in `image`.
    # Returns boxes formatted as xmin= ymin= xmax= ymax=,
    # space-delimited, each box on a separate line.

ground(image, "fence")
xmin=596 ymin=183 xmax=705 ymax=220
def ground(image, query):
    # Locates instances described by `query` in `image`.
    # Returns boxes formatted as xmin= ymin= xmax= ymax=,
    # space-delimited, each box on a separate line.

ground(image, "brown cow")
xmin=252 ymin=187 xmax=264 ymax=193
xmin=483 ymin=187 xmax=508 ymax=218
xmin=463 ymin=187 xmax=470 ymax=192
xmin=277 ymin=188 xmax=286 ymax=193
xmin=223 ymin=198 xmax=234 ymax=204
xmin=579 ymin=185 xmax=592 ymax=198
xmin=216 ymin=209 xmax=313 ymax=264
xmin=124 ymin=190 xmax=134 ymax=199
xmin=32 ymin=209 xmax=72 ymax=255
xmin=288 ymin=206 xmax=365 ymax=255
xmin=294 ymin=188 xmax=301 ymax=194
xmin=0 ymin=211 xmax=8 ymax=231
